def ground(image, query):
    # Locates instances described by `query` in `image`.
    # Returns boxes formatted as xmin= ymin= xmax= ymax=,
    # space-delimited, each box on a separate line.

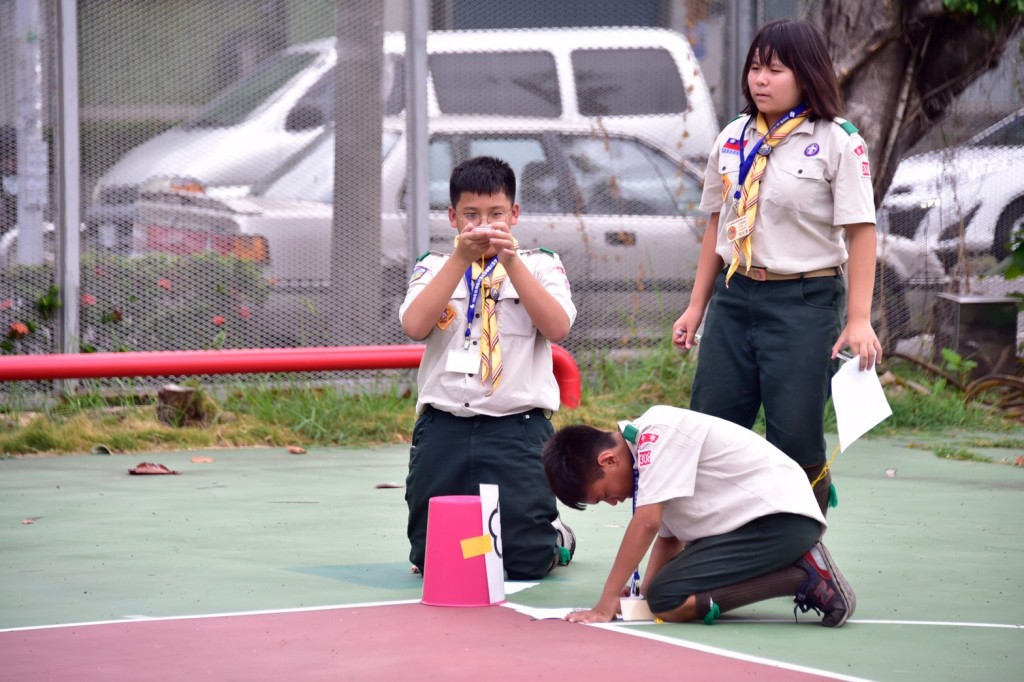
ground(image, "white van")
xmin=86 ymin=27 xmax=718 ymax=252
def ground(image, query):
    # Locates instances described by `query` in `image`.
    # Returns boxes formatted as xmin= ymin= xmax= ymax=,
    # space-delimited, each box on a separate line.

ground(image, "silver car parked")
xmin=130 ymin=117 xmax=945 ymax=348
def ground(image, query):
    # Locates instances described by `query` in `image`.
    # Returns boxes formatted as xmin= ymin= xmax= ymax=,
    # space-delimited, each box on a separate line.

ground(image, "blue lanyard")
xmin=630 ymin=456 xmax=641 ymax=596
xmin=463 ymin=258 xmax=499 ymax=349
xmin=622 ymin=424 xmax=642 ymax=597
xmin=733 ymin=104 xmax=809 ymax=203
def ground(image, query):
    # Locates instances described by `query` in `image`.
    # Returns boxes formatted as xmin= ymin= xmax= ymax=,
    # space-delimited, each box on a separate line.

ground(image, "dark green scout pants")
xmin=406 ymin=405 xmax=558 ymax=580
xmin=646 ymin=513 xmax=820 ymax=613
xmin=691 ymin=270 xmax=844 ymax=467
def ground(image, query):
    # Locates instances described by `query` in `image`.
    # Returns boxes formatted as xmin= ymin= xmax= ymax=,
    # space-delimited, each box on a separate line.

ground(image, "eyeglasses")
xmin=456 ymin=210 xmax=509 ymax=226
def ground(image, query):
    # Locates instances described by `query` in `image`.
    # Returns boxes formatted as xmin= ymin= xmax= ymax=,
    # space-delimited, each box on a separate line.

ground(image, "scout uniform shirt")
xmin=400 ymin=248 xmax=576 ymax=418
xmin=699 ymin=115 xmax=877 ymax=274
xmin=618 ymin=405 xmax=825 ymax=542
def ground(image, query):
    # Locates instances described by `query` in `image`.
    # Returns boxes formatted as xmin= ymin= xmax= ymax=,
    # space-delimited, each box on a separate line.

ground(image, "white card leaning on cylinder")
xmin=479 ymin=483 xmax=504 ymax=604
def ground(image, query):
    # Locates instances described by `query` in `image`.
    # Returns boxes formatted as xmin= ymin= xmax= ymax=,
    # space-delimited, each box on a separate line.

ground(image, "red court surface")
xmin=1 ymin=602 xmax=854 ymax=681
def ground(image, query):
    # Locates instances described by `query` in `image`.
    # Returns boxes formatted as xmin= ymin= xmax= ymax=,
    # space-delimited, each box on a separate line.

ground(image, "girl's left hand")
xmin=832 ymin=319 xmax=882 ymax=370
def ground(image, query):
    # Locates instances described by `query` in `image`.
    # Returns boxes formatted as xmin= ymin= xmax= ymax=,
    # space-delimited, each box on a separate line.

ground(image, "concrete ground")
xmin=1 ymin=434 xmax=1021 ymax=681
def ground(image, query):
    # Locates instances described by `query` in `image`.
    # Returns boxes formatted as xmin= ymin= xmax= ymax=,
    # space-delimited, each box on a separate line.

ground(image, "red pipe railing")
xmin=0 ymin=344 xmax=582 ymax=409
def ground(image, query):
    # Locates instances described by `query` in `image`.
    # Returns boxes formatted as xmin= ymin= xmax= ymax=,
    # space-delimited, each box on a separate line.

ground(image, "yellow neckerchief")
xmin=473 ymin=258 xmax=506 ymax=393
xmin=453 ymin=234 xmax=519 ymax=394
xmin=725 ymin=109 xmax=810 ymax=284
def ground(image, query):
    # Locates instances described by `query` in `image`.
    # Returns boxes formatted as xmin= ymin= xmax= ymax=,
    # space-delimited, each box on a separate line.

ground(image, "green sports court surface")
xmin=1 ymin=434 xmax=1021 ymax=680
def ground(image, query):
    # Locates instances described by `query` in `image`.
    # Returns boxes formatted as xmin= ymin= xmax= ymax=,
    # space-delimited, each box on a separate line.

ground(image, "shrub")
xmin=0 ymin=252 xmax=270 ymax=354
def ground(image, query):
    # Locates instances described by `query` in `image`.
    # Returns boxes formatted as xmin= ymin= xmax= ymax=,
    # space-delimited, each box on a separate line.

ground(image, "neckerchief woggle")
xmin=462 ymin=257 xmax=499 ymax=349
xmin=622 ymin=423 xmax=642 ymax=597
xmin=733 ymin=103 xmax=809 ymax=204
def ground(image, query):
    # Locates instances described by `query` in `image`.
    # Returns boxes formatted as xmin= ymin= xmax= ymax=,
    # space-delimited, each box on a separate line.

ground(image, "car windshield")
xmin=561 ymin=135 xmax=703 ymax=215
xmin=971 ymin=111 xmax=1024 ymax=147
xmin=572 ymin=47 xmax=687 ymax=116
xmin=185 ymin=52 xmax=319 ymax=128
xmin=261 ymin=130 xmax=402 ymax=203
xmin=431 ymin=51 xmax=561 ymax=117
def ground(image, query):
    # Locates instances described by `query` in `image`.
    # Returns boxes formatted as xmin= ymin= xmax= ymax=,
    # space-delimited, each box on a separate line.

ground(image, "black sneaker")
xmin=794 ymin=542 xmax=856 ymax=627
xmin=552 ymin=515 xmax=576 ymax=566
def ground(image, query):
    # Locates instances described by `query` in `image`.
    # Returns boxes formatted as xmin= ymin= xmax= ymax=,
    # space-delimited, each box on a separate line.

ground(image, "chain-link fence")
xmin=1 ymin=0 xmax=1021 ymax=402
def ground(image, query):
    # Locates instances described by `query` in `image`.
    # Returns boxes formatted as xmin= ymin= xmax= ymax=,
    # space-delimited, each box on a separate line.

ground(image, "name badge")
xmin=725 ymin=215 xmax=752 ymax=242
xmin=446 ymin=349 xmax=481 ymax=374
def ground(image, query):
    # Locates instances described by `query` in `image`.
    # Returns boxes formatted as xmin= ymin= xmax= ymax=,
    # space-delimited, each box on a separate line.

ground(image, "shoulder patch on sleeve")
xmin=539 ymin=247 xmax=558 ymax=256
xmin=415 ymin=251 xmax=431 ymax=262
xmin=839 ymin=120 xmax=859 ymax=135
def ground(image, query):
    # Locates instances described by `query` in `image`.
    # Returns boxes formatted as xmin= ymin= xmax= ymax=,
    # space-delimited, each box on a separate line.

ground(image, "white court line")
xmin=2 ymin=593 xmax=1015 ymax=638
xmin=611 ymin=617 xmax=1024 ymax=630
xmin=590 ymin=620 xmax=879 ymax=682
xmin=850 ymin=619 xmax=1023 ymax=629
xmin=0 ymin=599 xmax=421 ymax=633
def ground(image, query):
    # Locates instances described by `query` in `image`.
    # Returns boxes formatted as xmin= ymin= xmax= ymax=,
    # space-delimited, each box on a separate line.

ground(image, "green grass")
xmin=1 ymin=341 xmax=1019 ymax=460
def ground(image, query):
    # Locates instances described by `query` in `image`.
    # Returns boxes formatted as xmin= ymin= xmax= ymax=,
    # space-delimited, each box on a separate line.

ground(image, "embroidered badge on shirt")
xmin=437 ymin=303 xmax=456 ymax=330
xmin=861 ymin=161 xmax=871 ymax=177
xmin=853 ymin=144 xmax=865 ymax=156
xmin=722 ymin=137 xmax=742 ymax=155
xmin=637 ymin=432 xmax=659 ymax=467
xmin=804 ymin=143 xmax=820 ymax=157
xmin=409 ymin=265 xmax=429 ymax=283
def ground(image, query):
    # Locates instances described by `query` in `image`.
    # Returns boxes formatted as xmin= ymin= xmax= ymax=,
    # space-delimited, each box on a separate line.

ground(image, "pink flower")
xmin=81 ymin=294 xmax=97 ymax=306
xmin=0 ymin=298 xmax=12 ymax=311
xmin=157 ymin=278 xmax=172 ymax=290
xmin=236 ymin=306 xmax=251 ymax=320
xmin=8 ymin=322 xmax=29 ymax=339
xmin=212 ymin=315 xmax=225 ymax=326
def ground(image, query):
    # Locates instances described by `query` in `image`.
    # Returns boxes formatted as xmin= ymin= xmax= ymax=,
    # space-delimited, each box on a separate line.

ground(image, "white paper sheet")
xmin=831 ymin=355 xmax=892 ymax=452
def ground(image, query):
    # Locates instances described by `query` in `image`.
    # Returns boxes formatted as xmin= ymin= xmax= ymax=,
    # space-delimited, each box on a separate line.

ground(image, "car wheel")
xmin=872 ymin=265 xmax=909 ymax=345
xmin=993 ymin=197 xmax=1024 ymax=261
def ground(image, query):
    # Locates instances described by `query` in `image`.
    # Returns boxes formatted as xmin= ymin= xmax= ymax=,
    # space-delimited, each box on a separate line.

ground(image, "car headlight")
xmin=140 ymin=175 xmax=207 ymax=195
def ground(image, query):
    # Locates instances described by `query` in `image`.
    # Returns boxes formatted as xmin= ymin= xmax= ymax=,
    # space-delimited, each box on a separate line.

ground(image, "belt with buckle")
xmin=735 ymin=267 xmax=838 ymax=282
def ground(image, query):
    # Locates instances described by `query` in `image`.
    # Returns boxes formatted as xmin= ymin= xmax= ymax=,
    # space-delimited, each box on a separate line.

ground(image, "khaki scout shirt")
xmin=620 ymin=405 xmax=826 ymax=542
xmin=699 ymin=115 xmax=877 ymax=274
xmin=399 ymin=248 xmax=576 ymax=417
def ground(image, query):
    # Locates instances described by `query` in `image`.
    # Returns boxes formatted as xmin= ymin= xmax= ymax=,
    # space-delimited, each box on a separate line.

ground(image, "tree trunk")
xmin=818 ymin=0 xmax=1023 ymax=204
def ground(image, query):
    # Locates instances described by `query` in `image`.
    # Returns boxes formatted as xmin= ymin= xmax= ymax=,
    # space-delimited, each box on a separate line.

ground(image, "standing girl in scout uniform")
xmin=400 ymin=155 xmax=577 ymax=579
xmin=671 ymin=19 xmax=882 ymax=514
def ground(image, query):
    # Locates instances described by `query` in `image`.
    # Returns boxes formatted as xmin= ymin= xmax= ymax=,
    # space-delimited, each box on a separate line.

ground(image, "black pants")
xmin=406 ymin=406 xmax=558 ymax=580
xmin=691 ymin=270 xmax=844 ymax=467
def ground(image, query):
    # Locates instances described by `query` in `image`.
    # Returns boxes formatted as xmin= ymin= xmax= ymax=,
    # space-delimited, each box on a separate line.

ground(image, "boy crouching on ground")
xmin=542 ymin=405 xmax=855 ymax=626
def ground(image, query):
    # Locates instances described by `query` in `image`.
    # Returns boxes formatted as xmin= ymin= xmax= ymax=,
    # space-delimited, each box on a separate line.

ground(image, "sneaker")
xmin=552 ymin=515 xmax=576 ymax=566
xmin=794 ymin=541 xmax=856 ymax=627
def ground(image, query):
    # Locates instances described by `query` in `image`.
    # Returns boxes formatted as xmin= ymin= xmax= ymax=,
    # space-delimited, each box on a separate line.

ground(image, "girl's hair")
xmin=740 ymin=19 xmax=843 ymax=122
xmin=542 ymin=425 xmax=616 ymax=510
